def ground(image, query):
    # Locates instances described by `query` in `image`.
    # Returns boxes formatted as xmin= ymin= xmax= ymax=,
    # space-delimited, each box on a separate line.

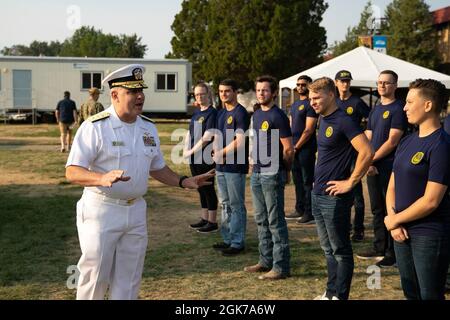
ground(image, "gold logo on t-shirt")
xmin=299 ymin=104 xmax=305 ymax=111
xmin=198 ymin=116 xmax=204 ymax=123
xmin=346 ymin=106 xmax=354 ymax=115
xmin=227 ymin=116 xmax=233 ymax=125
xmin=261 ymin=121 xmax=269 ymax=131
xmin=383 ymin=110 xmax=390 ymax=119
xmin=411 ymin=152 xmax=424 ymax=165
xmin=325 ymin=126 xmax=333 ymax=138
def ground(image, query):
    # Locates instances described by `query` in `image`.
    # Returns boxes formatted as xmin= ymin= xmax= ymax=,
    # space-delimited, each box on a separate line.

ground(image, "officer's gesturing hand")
xmin=100 ymin=170 xmax=131 ymax=187
xmin=182 ymin=169 xmax=215 ymax=189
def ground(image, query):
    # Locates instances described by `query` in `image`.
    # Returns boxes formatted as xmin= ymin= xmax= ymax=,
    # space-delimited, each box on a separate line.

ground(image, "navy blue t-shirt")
xmin=392 ymin=128 xmax=450 ymax=236
xmin=336 ymin=95 xmax=370 ymax=126
xmin=189 ymin=106 xmax=217 ymax=164
xmin=290 ymin=98 xmax=318 ymax=149
xmin=252 ymin=106 xmax=292 ymax=173
xmin=313 ymin=108 xmax=363 ymax=195
xmin=216 ymin=104 xmax=250 ymax=174
xmin=444 ymin=115 xmax=450 ymax=135
xmin=56 ymin=98 xmax=77 ymax=123
xmin=367 ymin=100 xmax=407 ymax=166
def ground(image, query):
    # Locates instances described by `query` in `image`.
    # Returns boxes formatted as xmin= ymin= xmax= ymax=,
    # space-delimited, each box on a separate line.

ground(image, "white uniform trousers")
xmin=75 ymin=191 xmax=148 ymax=300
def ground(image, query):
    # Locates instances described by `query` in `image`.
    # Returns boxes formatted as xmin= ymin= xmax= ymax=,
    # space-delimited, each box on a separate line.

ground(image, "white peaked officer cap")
xmin=102 ymin=64 xmax=148 ymax=89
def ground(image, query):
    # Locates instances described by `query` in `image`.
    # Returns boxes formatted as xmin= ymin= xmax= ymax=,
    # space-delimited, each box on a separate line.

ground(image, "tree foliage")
xmin=1 ymin=26 xmax=147 ymax=58
xmin=330 ymin=1 xmax=373 ymax=57
xmin=384 ymin=0 xmax=439 ymax=69
xmin=167 ymin=0 xmax=328 ymax=90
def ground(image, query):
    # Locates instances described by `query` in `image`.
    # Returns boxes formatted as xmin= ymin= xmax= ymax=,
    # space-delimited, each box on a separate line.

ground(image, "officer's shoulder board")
xmin=88 ymin=111 xmax=110 ymax=123
xmin=139 ymin=114 xmax=154 ymax=123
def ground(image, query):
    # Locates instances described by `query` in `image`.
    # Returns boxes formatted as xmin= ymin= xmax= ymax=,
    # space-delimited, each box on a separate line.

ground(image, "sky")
xmin=0 ymin=0 xmax=448 ymax=59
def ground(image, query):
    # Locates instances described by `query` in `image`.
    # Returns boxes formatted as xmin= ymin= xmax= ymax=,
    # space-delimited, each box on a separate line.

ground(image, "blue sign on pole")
xmin=372 ymin=35 xmax=387 ymax=54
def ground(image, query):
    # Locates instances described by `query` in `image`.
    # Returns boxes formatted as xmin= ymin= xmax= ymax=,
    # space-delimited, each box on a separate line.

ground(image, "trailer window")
xmin=156 ymin=73 xmax=177 ymax=91
xmin=81 ymin=72 xmax=103 ymax=90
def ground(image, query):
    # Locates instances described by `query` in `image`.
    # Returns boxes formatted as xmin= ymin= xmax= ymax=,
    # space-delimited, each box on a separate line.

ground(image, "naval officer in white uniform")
xmin=66 ymin=64 xmax=214 ymax=300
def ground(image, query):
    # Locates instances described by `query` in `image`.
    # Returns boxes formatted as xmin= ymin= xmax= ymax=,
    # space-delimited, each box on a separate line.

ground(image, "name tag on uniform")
xmin=143 ymin=134 xmax=156 ymax=146
xmin=112 ymin=141 xmax=125 ymax=146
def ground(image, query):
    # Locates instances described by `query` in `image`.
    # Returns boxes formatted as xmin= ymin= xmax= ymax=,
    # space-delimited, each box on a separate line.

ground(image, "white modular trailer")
xmin=0 ymin=56 xmax=192 ymax=116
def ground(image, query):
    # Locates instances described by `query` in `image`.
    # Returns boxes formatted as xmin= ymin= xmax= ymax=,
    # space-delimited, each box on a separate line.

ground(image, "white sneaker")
xmin=314 ymin=292 xmax=329 ymax=300
xmin=331 ymin=296 xmax=339 ymax=300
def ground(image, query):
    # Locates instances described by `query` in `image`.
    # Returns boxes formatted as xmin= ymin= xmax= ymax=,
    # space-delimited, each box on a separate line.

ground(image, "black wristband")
xmin=179 ymin=175 xmax=188 ymax=188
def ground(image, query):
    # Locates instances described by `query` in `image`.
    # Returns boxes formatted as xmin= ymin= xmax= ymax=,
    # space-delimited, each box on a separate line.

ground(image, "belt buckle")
xmin=126 ymin=198 xmax=136 ymax=205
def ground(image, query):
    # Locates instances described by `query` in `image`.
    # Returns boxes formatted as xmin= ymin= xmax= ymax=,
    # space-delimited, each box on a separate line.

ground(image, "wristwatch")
xmin=178 ymin=175 xmax=188 ymax=188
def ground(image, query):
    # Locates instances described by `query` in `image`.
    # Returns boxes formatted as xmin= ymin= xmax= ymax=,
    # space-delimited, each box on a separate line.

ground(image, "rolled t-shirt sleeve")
xmin=428 ymin=142 xmax=450 ymax=186
xmin=342 ymin=117 xmax=363 ymax=141
xmin=277 ymin=112 xmax=292 ymax=138
xmin=66 ymin=121 xmax=99 ymax=169
xmin=391 ymin=106 xmax=407 ymax=130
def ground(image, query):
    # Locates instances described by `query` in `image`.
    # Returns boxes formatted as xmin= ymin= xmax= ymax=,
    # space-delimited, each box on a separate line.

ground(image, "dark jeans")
xmin=190 ymin=163 xmax=218 ymax=211
xmin=394 ymin=235 xmax=450 ymax=300
xmin=250 ymin=172 xmax=290 ymax=275
xmin=350 ymin=157 xmax=365 ymax=233
xmin=367 ymin=161 xmax=394 ymax=257
xmin=292 ymin=147 xmax=315 ymax=215
xmin=312 ymin=193 xmax=354 ymax=300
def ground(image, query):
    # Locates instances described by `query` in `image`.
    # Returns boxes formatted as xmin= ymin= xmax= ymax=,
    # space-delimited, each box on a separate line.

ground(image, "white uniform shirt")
xmin=66 ymin=105 xmax=166 ymax=199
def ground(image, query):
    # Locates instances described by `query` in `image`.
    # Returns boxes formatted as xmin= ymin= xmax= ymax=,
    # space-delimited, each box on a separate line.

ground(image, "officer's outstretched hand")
xmin=100 ymin=170 xmax=131 ymax=187
xmin=183 ymin=169 xmax=215 ymax=189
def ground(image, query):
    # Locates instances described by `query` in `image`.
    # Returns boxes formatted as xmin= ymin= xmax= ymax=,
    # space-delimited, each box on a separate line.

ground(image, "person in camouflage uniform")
xmin=79 ymin=87 xmax=104 ymax=124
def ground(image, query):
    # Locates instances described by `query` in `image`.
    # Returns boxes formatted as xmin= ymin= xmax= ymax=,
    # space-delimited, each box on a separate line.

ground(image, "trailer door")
xmin=13 ymin=70 xmax=32 ymax=108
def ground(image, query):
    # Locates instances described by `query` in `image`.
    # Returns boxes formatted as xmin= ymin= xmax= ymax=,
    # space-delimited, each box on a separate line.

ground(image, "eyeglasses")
xmin=296 ymin=83 xmax=308 ymax=87
xmin=376 ymin=81 xmax=395 ymax=86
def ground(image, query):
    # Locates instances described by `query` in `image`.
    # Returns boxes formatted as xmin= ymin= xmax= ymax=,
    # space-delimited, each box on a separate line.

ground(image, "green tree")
xmin=167 ymin=0 xmax=328 ymax=90
xmin=1 ymin=26 xmax=146 ymax=58
xmin=330 ymin=1 xmax=373 ymax=57
xmin=384 ymin=0 xmax=439 ymax=68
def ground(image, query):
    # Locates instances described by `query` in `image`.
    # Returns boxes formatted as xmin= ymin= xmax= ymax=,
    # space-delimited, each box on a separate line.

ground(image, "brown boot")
xmin=243 ymin=263 xmax=270 ymax=273
xmin=257 ymin=270 xmax=289 ymax=280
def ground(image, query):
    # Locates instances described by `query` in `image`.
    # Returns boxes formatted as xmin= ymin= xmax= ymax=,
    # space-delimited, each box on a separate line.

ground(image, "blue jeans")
xmin=292 ymin=147 xmax=315 ymax=215
xmin=250 ymin=172 xmax=290 ymax=275
xmin=216 ymin=171 xmax=247 ymax=249
xmin=394 ymin=235 xmax=450 ymax=300
xmin=312 ymin=193 xmax=354 ymax=300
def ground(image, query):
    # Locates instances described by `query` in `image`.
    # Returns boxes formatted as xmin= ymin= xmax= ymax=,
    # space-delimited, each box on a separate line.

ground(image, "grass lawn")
xmin=0 ymin=123 xmax=442 ymax=300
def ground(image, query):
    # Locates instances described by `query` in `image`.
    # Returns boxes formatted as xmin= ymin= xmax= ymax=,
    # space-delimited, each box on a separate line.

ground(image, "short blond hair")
xmin=308 ymin=77 xmax=336 ymax=94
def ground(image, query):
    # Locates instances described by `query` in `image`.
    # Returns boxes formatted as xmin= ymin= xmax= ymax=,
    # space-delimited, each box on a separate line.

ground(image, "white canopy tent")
xmin=279 ymin=46 xmax=450 ymax=92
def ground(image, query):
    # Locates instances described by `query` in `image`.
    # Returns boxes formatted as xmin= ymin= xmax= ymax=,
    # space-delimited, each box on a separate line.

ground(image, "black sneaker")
xmin=222 ymin=247 xmax=244 ymax=256
xmin=376 ymin=256 xmax=396 ymax=268
xmin=213 ymin=242 xmax=230 ymax=251
xmin=296 ymin=214 xmax=315 ymax=224
xmin=356 ymin=250 xmax=384 ymax=261
xmin=285 ymin=211 xmax=303 ymax=220
xmin=351 ymin=231 xmax=365 ymax=242
xmin=189 ymin=219 xmax=208 ymax=230
xmin=197 ymin=222 xmax=218 ymax=233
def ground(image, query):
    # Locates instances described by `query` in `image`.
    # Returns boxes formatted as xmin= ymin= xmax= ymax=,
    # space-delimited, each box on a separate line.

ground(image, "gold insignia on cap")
xmin=133 ymin=68 xmax=143 ymax=80
xmin=411 ymin=152 xmax=424 ymax=165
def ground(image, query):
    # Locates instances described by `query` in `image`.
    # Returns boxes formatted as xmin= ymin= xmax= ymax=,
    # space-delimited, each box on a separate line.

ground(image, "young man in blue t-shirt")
xmin=56 ymin=91 xmax=78 ymax=152
xmin=285 ymin=75 xmax=318 ymax=224
xmin=335 ymin=70 xmax=371 ymax=242
xmin=357 ymin=70 xmax=407 ymax=268
xmin=212 ymin=79 xmax=250 ymax=256
xmin=244 ymin=75 xmax=293 ymax=280
xmin=309 ymin=77 xmax=373 ymax=300
xmin=384 ymin=79 xmax=450 ymax=299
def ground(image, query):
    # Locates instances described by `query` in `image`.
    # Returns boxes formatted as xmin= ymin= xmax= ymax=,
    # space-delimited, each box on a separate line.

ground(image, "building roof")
xmin=432 ymin=6 xmax=450 ymax=25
